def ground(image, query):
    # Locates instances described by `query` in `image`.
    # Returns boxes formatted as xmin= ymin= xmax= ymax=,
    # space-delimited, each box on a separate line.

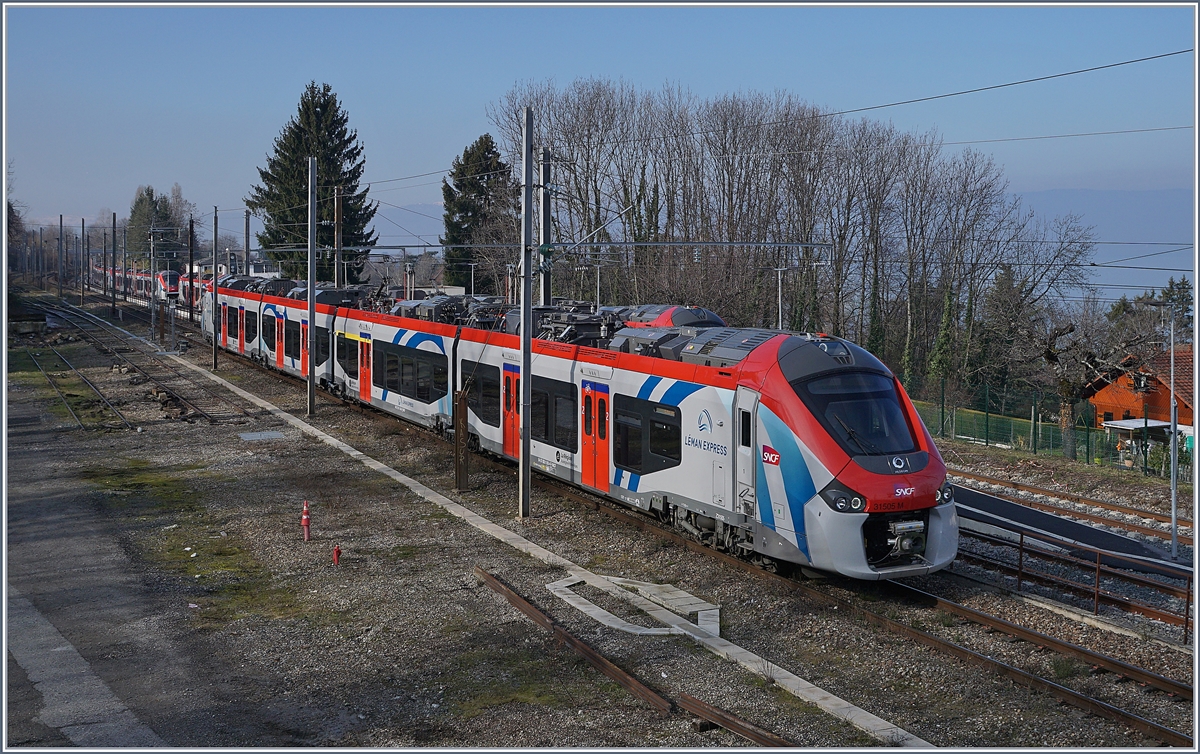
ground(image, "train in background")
xmin=195 ymin=276 xmax=957 ymax=580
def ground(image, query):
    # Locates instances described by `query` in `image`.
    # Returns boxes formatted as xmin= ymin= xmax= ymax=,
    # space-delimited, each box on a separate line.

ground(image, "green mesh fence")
xmin=911 ymin=399 xmax=1192 ymax=479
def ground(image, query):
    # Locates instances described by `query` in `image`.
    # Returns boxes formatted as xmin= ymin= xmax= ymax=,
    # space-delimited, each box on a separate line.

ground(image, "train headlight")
xmin=820 ymin=482 xmax=867 ymax=513
xmin=936 ymin=481 xmax=954 ymax=505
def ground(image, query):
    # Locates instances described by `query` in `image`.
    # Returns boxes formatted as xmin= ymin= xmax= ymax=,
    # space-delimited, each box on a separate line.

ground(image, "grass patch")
xmin=448 ymin=643 xmax=624 ymax=715
xmin=448 ymin=647 xmax=574 ymax=718
xmin=1050 ymin=655 xmax=1083 ymax=680
xmin=83 ymin=458 xmax=312 ymax=628
xmin=81 ymin=458 xmax=204 ymax=511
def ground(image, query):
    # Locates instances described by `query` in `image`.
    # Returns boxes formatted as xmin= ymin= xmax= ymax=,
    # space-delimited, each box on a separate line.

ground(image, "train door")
xmin=275 ymin=316 xmax=285 ymax=369
xmin=300 ymin=320 xmax=309 ymax=376
xmin=359 ymin=338 xmax=372 ymax=402
xmin=502 ymin=363 xmax=520 ymax=458
xmin=581 ymin=380 xmax=610 ymax=492
xmin=238 ymin=306 xmax=246 ymax=355
xmin=220 ymin=302 xmax=228 ymax=348
xmin=734 ymin=386 xmax=760 ymax=519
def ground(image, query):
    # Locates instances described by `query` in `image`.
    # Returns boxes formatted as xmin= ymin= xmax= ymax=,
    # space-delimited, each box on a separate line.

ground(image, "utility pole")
xmin=539 ymin=147 xmax=552 ymax=305
xmin=334 ymin=186 xmax=343 ymax=287
xmin=595 ymin=264 xmax=602 ymax=309
xmin=58 ymin=215 xmax=63 ymax=299
xmin=1168 ymin=311 xmax=1178 ymax=559
xmin=111 ymin=213 xmax=117 ymax=316
xmin=80 ymin=219 xmax=86 ymax=305
xmin=188 ymin=216 xmax=195 ymax=323
xmin=518 ymin=106 xmax=533 ymax=519
xmin=775 ymin=267 xmax=786 ymax=330
xmin=307 ymin=157 xmax=317 ymax=417
xmin=212 ymin=207 xmax=219 ymax=370
xmin=244 ymin=209 xmax=251 ymax=282
xmin=38 ymin=228 xmax=43 ymax=289
xmin=150 ymin=232 xmax=157 ymax=337
xmin=467 ymin=262 xmax=477 ymax=297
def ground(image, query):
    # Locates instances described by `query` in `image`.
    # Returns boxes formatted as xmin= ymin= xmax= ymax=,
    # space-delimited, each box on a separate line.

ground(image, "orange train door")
xmin=502 ymin=363 xmax=520 ymax=459
xmin=275 ymin=316 xmax=284 ymax=369
xmin=220 ymin=303 xmax=228 ymax=348
xmin=300 ymin=320 xmax=309 ymax=376
xmin=359 ymin=338 xmax=372 ymax=402
xmin=238 ymin=306 xmax=245 ymax=355
xmin=581 ymin=380 xmax=610 ymax=492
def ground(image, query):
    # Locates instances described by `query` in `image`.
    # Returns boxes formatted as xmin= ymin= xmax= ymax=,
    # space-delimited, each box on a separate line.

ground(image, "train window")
xmin=526 ymin=376 xmax=576 ymax=452
xmin=244 ymin=310 xmax=258 ymax=344
xmin=262 ymin=314 xmax=276 ymax=350
xmin=386 ymin=353 xmax=401 ymax=392
xmin=416 ymin=361 xmax=432 ymax=402
xmin=399 ymin=357 xmax=416 ymax=398
xmin=555 ymin=394 xmax=576 ymax=449
xmin=597 ymin=398 xmax=607 ymax=441
xmin=226 ymin=307 xmax=240 ymax=339
xmin=740 ymin=410 xmax=751 ymax=447
xmin=650 ymin=420 xmax=681 ymax=461
xmin=315 ymin=327 xmax=330 ymax=367
xmin=504 ymin=376 xmax=511 ymax=412
xmin=792 ymin=372 xmax=916 ymax=456
xmin=285 ymin=320 xmax=301 ymax=359
xmin=614 ymin=411 xmax=643 ymax=472
xmin=374 ymin=346 xmax=387 ymax=389
xmin=462 ymin=360 xmax=501 ymax=427
xmin=612 ymin=395 xmax=681 ymax=474
xmin=531 ymin=391 xmax=550 ymax=444
xmin=433 ymin=364 xmax=448 ymax=399
xmin=337 ymin=335 xmax=358 ymax=378
xmin=583 ymin=396 xmax=593 ymax=437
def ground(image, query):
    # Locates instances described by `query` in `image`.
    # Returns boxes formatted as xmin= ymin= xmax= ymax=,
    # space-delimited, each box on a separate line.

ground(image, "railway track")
xmin=46 ymin=289 xmax=1195 ymax=745
xmin=951 ymin=468 xmax=1193 ymax=544
xmin=29 ymin=299 xmax=252 ymax=425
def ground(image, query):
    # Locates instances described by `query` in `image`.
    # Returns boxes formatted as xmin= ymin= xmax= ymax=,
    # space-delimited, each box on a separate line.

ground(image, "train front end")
xmin=749 ymin=334 xmax=958 ymax=580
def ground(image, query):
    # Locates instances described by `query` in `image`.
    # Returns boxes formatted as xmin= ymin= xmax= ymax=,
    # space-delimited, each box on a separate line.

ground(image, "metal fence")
xmin=912 ymin=399 xmax=1194 ymax=480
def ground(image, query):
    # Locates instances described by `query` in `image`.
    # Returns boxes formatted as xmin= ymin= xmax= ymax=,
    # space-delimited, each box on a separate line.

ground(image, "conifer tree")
xmin=247 ymin=82 xmax=376 ymax=281
xmin=441 ymin=134 xmax=515 ymax=293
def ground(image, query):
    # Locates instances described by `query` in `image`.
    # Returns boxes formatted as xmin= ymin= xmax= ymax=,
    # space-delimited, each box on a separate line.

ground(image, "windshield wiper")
xmin=834 ymin=414 xmax=882 ymax=455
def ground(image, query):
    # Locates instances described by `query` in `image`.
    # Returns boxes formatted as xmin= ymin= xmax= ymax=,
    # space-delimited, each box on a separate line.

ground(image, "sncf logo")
xmin=894 ymin=484 xmax=915 ymax=497
xmin=761 ymin=446 xmax=781 ymax=465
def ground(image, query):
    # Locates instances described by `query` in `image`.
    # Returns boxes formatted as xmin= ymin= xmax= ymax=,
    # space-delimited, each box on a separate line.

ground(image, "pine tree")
xmin=441 ymin=134 xmax=515 ymax=293
xmin=127 ymin=186 xmax=176 ymax=260
xmin=247 ymin=82 xmax=376 ymax=281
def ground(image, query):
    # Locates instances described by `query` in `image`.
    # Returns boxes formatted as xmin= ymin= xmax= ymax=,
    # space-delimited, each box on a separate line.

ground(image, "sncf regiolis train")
xmin=195 ymin=277 xmax=957 ymax=579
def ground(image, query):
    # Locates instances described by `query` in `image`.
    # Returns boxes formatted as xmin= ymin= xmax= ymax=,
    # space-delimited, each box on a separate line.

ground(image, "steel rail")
xmin=883 ymin=582 xmax=1192 ymax=699
xmin=473 ymin=566 xmax=673 ymax=713
xmin=25 ymin=349 xmax=84 ymax=429
xmin=956 ymin=481 xmax=1193 ymax=546
xmin=529 ymin=479 xmax=1190 ymax=747
xmin=33 ymin=301 xmax=242 ymax=423
xmin=47 ymin=346 xmax=134 ymax=430
xmin=676 ymin=694 xmax=795 ymax=747
xmin=951 ymin=469 xmax=1193 ymax=529
xmin=133 ymin=299 xmax=1191 ymax=746
xmin=474 ymin=567 xmax=798 ymax=745
xmin=955 ymin=549 xmax=1188 ymax=628
xmin=964 ymin=529 xmax=1191 ymax=598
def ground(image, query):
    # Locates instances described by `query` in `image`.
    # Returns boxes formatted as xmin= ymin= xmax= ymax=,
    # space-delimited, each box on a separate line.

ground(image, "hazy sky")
xmin=4 ymin=3 xmax=1195 ymax=258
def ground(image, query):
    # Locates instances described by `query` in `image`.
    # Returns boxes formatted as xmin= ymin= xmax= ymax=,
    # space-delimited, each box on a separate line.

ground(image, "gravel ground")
xmin=6 ymin=300 xmax=1193 ymax=747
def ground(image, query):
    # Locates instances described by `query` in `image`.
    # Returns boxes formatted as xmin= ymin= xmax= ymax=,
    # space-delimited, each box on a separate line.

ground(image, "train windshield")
xmin=792 ymin=372 xmax=916 ymax=456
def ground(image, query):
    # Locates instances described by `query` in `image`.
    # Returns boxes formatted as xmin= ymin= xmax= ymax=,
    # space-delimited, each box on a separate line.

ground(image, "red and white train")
xmin=201 ymin=280 xmax=958 ymax=579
